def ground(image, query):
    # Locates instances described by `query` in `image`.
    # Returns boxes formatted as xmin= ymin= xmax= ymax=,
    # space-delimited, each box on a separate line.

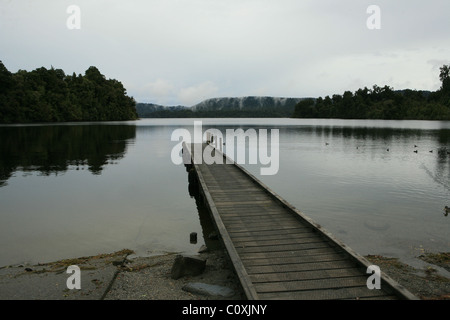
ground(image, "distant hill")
xmin=192 ymin=96 xmax=305 ymax=116
xmin=138 ymin=64 xmax=450 ymax=120
xmin=136 ymin=96 xmax=308 ymax=118
xmin=135 ymin=103 xmax=190 ymax=118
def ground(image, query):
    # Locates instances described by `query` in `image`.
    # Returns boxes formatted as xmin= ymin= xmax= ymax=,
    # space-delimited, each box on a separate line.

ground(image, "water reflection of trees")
xmin=313 ymin=126 xmax=430 ymax=142
xmin=0 ymin=124 xmax=136 ymax=187
xmin=285 ymin=125 xmax=450 ymax=192
xmin=288 ymin=125 xmax=449 ymax=150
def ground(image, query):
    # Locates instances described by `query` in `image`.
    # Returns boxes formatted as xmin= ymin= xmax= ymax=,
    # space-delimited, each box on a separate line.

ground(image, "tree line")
xmin=293 ymin=65 xmax=450 ymax=120
xmin=0 ymin=61 xmax=138 ymax=123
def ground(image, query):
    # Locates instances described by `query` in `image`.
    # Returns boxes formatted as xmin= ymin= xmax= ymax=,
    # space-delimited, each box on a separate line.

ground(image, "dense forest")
xmin=293 ymin=65 xmax=450 ymax=120
xmin=0 ymin=61 xmax=138 ymax=123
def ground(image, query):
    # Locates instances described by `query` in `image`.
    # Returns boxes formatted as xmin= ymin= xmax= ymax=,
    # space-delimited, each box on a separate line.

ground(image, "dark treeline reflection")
xmin=283 ymin=125 xmax=450 ymax=191
xmin=0 ymin=124 xmax=136 ymax=186
xmin=200 ymin=123 xmax=450 ymax=152
xmin=284 ymin=125 xmax=450 ymax=147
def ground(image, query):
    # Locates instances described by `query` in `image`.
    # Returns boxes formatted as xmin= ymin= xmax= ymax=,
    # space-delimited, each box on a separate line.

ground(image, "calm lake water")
xmin=0 ymin=118 xmax=449 ymax=268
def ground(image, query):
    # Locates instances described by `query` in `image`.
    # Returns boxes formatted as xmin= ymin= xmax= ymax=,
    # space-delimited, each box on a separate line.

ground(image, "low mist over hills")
xmin=136 ymin=96 xmax=307 ymax=118
xmin=192 ymin=96 xmax=303 ymax=113
xmin=135 ymin=103 xmax=188 ymax=118
xmin=136 ymin=66 xmax=450 ymax=120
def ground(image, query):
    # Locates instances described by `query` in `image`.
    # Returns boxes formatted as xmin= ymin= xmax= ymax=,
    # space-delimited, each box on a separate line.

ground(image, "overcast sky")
xmin=1 ymin=0 xmax=449 ymax=106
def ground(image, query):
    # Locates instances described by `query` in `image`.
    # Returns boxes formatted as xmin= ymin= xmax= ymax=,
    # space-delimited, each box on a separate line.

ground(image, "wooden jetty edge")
xmin=183 ymin=142 xmax=418 ymax=300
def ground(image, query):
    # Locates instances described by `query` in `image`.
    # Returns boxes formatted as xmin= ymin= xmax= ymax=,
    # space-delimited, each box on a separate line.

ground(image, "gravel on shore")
xmin=104 ymin=249 xmax=246 ymax=300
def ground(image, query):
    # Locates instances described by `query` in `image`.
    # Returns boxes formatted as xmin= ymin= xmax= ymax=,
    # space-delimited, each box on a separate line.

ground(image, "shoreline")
xmin=1 ymin=247 xmax=449 ymax=300
xmin=0 ymin=247 xmax=245 ymax=300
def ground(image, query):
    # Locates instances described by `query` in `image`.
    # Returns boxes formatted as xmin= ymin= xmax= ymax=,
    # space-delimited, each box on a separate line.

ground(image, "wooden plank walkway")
xmin=183 ymin=142 xmax=418 ymax=300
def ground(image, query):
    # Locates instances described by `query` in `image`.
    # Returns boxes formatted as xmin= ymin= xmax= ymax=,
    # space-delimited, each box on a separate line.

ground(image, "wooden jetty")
xmin=183 ymin=142 xmax=418 ymax=300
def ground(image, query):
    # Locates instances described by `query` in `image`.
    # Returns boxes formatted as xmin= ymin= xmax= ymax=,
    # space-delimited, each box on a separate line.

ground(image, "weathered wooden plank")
xmin=250 ymin=267 xmax=364 ymax=283
xmin=245 ymin=260 xmax=356 ymax=274
xmin=221 ymin=213 xmax=290 ymax=221
xmin=216 ymin=204 xmax=284 ymax=209
xmin=207 ymin=181 xmax=249 ymax=185
xmin=242 ymin=256 xmax=349 ymax=268
xmin=212 ymin=194 xmax=269 ymax=200
xmin=258 ymin=286 xmax=391 ymax=300
xmin=226 ymin=224 xmax=311 ymax=233
xmin=218 ymin=210 xmax=290 ymax=218
xmin=222 ymin=219 xmax=297 ymax=227
xmin=220 ymin=211 xmax=298 ymax=219
xmin=212 ymin=189 xmax=261 ymax=194
xmin=208 ymin=190 xmax=265 ymax=195
xmin=212 ymin=195 xmax=271 ymax=201
xmin=233 ymin=236 xmax=327 ymax=248
xmin=219 ymin=209 xmax=289 ymax=216
xmin=209 ymin=188 xmax=269 ymax=193
xmin=254 ymin=275 xmax=368 ymax=293
xmin=240 ymin=250 xmax=348 ymax=265
xmin=204 ymin=177 xmax=255 ymax=184
xmin=219 ymin=209 xmax=294 ymax=217
xmin=231 ymin=231 xmax=322 ymax=243
xmin=223 ymin=218 xmax=300 ymax=228
xmin=214 ymin=200 xmax=275 ymax=206
xmin=228 ymin=227 xmax=313 ymax=237
xmin=226 ymin=218 xmax=298 ymax=231
xmin=236 ymin=241 xmax=332 ymax=253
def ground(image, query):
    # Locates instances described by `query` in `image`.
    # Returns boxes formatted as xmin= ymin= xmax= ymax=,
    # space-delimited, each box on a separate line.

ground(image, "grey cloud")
xmin=1 ymin=0 xmax=449 ymax=105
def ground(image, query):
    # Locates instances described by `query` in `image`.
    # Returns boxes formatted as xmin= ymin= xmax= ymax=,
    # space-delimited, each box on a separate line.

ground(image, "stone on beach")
xmin=170 ymin=254 xmax=206 ymax=280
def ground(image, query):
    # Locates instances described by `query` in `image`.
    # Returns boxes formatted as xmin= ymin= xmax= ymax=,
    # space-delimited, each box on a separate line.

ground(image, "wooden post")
xmin=190 ymin=232 xmax=197 ymax=244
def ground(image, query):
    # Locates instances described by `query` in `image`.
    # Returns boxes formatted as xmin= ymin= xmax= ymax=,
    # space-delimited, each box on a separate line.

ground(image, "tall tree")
xmin=439 ymin=64 xmax=450 ymax=95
